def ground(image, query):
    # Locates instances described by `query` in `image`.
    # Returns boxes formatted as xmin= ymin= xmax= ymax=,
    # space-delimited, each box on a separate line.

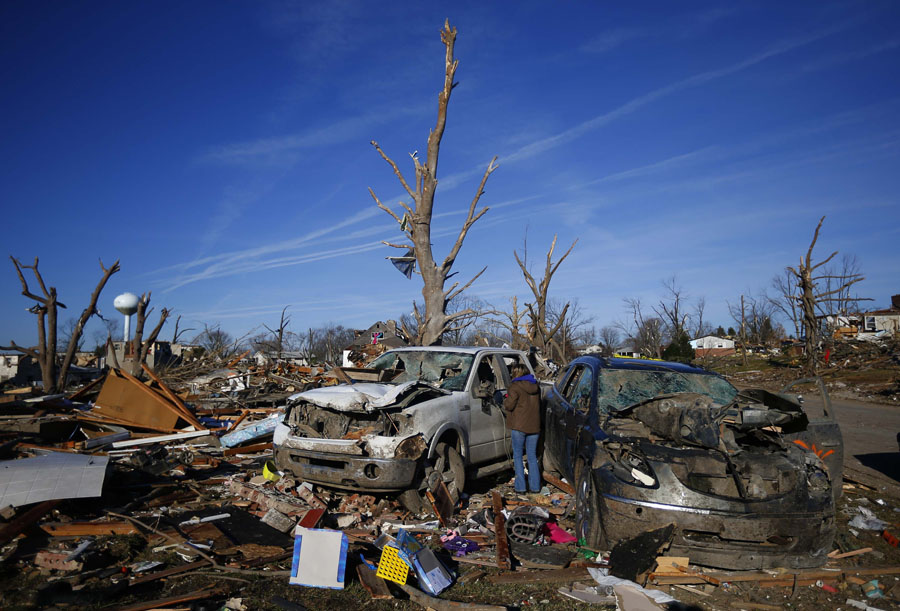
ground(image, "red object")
xmin=825 ymin=348 xmax=831 ymax=365
xmin=821 ymin=583 xmax=838 ymax=593
xmin=883 ymin=530 xmax=899 ymax=547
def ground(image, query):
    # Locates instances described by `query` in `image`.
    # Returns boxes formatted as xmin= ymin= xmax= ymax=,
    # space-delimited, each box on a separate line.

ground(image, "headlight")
xmin=609 ymin=448 xmax=657 ymax=487
xmin=806 ymin=463 xmax=830 ymax=494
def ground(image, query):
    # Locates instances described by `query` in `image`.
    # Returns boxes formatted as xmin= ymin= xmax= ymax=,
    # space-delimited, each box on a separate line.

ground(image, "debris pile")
xmin=1 ymin=365 xmax=900 ymax=609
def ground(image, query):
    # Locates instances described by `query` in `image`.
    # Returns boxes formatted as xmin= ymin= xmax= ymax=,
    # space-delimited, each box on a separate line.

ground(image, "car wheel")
xmin=398 ymin=441 xmax=465 ymax=514
xmin=575 ymin=459 xmax=604 ymax=549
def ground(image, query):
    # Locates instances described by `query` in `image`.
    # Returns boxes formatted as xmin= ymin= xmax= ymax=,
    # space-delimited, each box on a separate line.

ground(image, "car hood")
xmin=288 ymin=380 xmax=444 ymax=413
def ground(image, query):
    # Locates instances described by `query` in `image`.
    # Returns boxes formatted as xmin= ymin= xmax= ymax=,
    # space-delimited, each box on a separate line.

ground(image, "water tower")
xmin=114 ymin=293 xmax=140 ymax=342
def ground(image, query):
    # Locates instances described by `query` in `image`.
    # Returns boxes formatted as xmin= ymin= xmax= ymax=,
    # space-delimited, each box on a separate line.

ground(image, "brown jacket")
xmin=504 ymin=378 xmax=541 ymax=434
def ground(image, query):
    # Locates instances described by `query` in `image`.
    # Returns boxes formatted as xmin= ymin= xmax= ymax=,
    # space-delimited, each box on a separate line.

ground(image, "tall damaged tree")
xmin=788 ymin=216 xmax=865 ymax=375
xmin=370 ymin=21 xmax=498 ymax=346
xmin=126 ymin=292 xmax=170 ymax=376
xmin=1 ymin=256 xmax=120 ymax=393
xmin=515 ymin=234 xmax=578 ymax=360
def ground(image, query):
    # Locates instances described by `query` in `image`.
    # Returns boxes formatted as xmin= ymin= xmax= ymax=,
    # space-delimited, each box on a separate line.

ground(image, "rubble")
xmin=0 ymin=358 xmax=898 ymax=610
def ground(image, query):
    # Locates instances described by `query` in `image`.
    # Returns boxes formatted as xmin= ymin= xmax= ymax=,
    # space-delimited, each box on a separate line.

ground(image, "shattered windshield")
xmin=598 ymin=369 xmax=738 ymax=412
xmin=368 ymin=351 xmax=475 ymax=391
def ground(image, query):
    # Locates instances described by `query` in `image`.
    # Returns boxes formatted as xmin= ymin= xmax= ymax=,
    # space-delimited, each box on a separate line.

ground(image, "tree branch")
xmin=370 ymin=142 xmax=416 ymax=201
xmin=446 ymin=266 xmax=487 ymax=303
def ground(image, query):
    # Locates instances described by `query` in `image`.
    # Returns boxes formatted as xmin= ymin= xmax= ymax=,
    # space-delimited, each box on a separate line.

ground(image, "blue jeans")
xmin=511 ymin=429 xmax=540 ymax=492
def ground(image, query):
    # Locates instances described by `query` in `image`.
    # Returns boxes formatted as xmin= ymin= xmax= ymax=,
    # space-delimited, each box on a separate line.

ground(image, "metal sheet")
xmin=0 ymin=452 xmax=109 ymax=508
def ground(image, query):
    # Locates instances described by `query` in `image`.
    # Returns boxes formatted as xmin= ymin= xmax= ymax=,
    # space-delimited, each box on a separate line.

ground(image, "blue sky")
xmin=2 ymin=1 xmax=898 ymax=348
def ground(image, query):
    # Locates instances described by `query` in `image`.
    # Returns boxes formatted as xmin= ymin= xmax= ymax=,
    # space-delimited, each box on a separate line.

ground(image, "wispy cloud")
xmin=581 ymin=27 xmax=647 ymax=54
xmin=503 ymin=23 xmax=852 ymax=166
xmin=801 ymin=39 xmax=900 ymax=72
xmin=202 ymin=102 xmax=429 ymax=165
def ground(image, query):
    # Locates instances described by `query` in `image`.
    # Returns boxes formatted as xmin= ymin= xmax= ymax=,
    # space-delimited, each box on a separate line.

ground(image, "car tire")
xmin=574 ymin=459 xmax=605 ymax=549
xmin=398 ymin=441 xmax=465 ymax=515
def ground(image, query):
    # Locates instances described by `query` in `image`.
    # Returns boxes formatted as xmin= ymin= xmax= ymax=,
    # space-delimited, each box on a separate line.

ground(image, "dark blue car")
xmin=543 ymin=355 xmax=841 ymax=570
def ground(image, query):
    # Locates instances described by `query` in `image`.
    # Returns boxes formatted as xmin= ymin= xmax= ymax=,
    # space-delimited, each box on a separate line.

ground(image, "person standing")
xmin=504 ymin=364 xmax=541 ymax=493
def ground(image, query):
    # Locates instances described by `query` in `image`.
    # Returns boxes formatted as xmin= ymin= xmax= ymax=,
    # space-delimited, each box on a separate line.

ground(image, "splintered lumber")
xmin=41 ymin=521 xmax=139 ymax=536
xmin=399 ymin=583 xmax=507 ymax=611
xmin=114 ymin=584 xmax=224 ymax=610
xmin=68 ymin=375 xmax=106 ymax=402
xmin=357 ymin=563 xmax=393 ymax=599
xmin=542 ymin=471 xmax=575 ymax=495
xmin=491 ymin=490 xmax=511 ymax=570
xmin=828 ymin=547 xmax=872 ymax=559
xmin=141 ymin=363 xmax=203 ymax=427
xmin=128 ymin=560 xmax=211 ymax=586
xmin=488 ymin=566 xmax=591 ymax=584
xmin=223 ymin=442 xmax=272 ymax=456
xmin=650 ymin=565 xmax=900 ymax=587
xmin=0 ymin=500 xmax=59 ymax=548
xmin=118 ymin=367 xmax=205 ymax=430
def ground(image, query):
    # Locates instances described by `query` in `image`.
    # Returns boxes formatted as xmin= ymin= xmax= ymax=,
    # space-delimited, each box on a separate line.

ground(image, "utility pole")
xmin=741 ymin=295 xmax=748 ymax=366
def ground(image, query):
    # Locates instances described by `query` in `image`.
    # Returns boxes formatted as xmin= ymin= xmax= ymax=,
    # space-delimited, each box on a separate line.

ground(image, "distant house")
xmin=859 ymin=294 xmax=900 ymax=335
xmin=106 ymin=340 xmax=177 ymax=370
xmin=819 ymin=294 xmax=900 ymax=338
xmin=690 ymin=335 xmax=735 ymax=357
xmin=253 ymin=350 xmax=309 ymax=368
xmin=348 ymin=320 xmax=408 ymax=350
xmin=0 ymin=353 xmax=41 ymax=385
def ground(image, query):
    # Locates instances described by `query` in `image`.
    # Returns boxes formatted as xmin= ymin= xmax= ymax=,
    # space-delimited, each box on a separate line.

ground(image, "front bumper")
xmin=600 ymin=492 xmax=834 ymax=569
xmin=273 ymin=445 xmax=418 ymax=492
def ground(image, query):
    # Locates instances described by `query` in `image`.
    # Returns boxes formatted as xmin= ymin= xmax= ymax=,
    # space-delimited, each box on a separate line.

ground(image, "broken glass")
xmin=369 ymin=351 xmax=475 ymax=391
xmin=598 ymin=369 xmax=737 ymax=412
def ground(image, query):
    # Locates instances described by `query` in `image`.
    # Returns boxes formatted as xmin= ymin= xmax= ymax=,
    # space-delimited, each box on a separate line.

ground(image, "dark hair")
xmin=511 ymin=364 xmax=528 ymax=378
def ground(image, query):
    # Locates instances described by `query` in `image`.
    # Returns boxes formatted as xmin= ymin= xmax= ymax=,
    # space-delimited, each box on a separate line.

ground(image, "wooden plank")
xmin=332 ymin=367 xmax=353 ymax=384
xmin=40 ymin=521 xmax=139 ymax=536
xmin=93 ymin=370 xmax=181 ymax=431
xmin=115 ymin=584 xmax=223 ymax=610
xmin=223 ymin=442 xmax=272 ymax=456
xmin=491 ymin=490 xmax=511 ymax=570
xmin=828 ymin=547 xmax=872 ymax=559
xmin=225 ymin=409 xmax=250 ymax=433
xmin=542 ymin=471 xmax=574 ymax=495
xmin=141 ymin=363 xmax=204 ymax=428
xmin=398 ymin=583 xmax=506 ymax=611
xmin=118 ymin=368 xmax=205 ymax=430
xmin=298 ymin=508 xmax=325 ymax=529
xmin=357 ymin=563 xmax=393 ymax=599
xmin=128 ymin=560 xmax=210 ymax=586
xmin=488 ymin=566 xmax=591 ymax=584
xmin=0 ymin=500 xmax=60 ymax=548
xmin=67 ymin=375 xmax=106 ymax=402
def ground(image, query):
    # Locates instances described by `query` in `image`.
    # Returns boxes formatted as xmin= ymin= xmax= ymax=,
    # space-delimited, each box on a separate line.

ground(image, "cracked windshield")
xmin=368 ymin=351 xmax=475 ymax=390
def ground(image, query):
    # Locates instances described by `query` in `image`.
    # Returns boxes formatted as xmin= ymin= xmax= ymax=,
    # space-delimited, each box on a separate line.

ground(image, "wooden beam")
xmin=40 ymin=521 xmax=140 ymax=536
xmin=487 ymin=566 xmax=591 ymax=584
xmin=114 ymin=584 xmax=224 ymax=610
xmin=141 ymin=363 xmax=200 ymax=425
xmin=223 ymin=442 xmax=272 ymax=456
xmin=118 ymin=368 xmax=205 ymax=430
xmin=127 ymin=560 xmax=210 ymax=586
xmin=0 ymin=500 xmax=59 ymax=548
xmin=68 ymin=375 xmax=106 ymax=402
xmin=491 ymin=490 xmax=511 ymax=570
xmin=542 ymin=472 xmax=574 ymax=495
xmin=357 ymin=564 xmax=393 ymax=599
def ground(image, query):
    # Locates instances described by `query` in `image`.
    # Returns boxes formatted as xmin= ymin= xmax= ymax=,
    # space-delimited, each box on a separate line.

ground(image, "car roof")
xmin=572 ymin=354 xmax=717 ymax=376
xmin=384 ymin=346 xmax=522 ymax=356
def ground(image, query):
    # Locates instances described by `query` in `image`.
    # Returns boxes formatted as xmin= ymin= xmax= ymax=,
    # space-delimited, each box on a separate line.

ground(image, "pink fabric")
xmin=544 ymin=522 xmax=577 ymax=544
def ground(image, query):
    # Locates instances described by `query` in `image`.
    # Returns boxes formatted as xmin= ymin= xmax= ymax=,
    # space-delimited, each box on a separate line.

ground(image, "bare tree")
xmin=2 ymin=256 xmax=119 ymax=393
xmin=729 ymin=294 xmax=780 ymax=347
xmin=599 ymin=326 xmax=620 ymax=356
xmin=548 ymin=297 xmax=593 ymax=361
xmin=693 ymin=296 xmax=713 ymax=339
xmin=515 ymin=234 xmax=578 ymax=357
xmin=769 ymin=268 xmax=801 ymax=339
xmin=620 ymin=298 xmax=664 ymax=358
xmin=442 ymin=294 xmax=487 ymax=345
xmin=482 ymin=296 xmax=528 ymax=349
xmin=194 ymin=325 xmax=238 ymax=359
xmin=788 ymin=217 xmax=865 ymax=374
xmin=653 ymin=276 xmax=691 ymax=343
xmin=263 ymin=306 xmax=292 ymax=355
xmin=370 ymin=21 xmax=498 ymax=346
xmin=171 ymin=314 xmax=195 ymax=344
xmin=127 ymin=292 xmax=170 ymax=375
xmin=59 ymin=318 xmax=84 ymax=352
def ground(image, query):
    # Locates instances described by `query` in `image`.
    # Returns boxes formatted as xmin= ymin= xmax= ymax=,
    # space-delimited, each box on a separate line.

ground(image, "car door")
xmin=563 ymin=366 xmax=594 ymax=477
xmin=466 ymin=354 xmax=507 ymax=464
xmin=545 ymin=363 xmax=577 ymax=471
